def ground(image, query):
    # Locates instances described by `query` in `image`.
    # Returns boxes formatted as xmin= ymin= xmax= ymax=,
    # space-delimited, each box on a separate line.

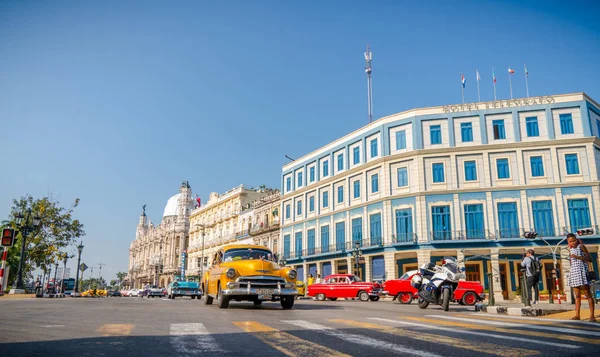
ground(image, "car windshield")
xmin=442 ymin=256 xmax=459 ymax=274
xmin=400 ymin=273 xmax=409 ymax=280
xmin=223 ymin=248 xmax=272 ymax=262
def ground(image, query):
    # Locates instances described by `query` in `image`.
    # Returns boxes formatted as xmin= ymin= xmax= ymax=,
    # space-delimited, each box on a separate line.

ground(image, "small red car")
xmin=307 ymin=274 xmax=383 ymax=302
xmin=383 ymin=270 xmax=485 ymax=305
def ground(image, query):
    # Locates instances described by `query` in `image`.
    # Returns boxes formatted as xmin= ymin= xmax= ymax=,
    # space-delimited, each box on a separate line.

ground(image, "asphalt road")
xmin=0 ymin=296 xmax=598 ymax=357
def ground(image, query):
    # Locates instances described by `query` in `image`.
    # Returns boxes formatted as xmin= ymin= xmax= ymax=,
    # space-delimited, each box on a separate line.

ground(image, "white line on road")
xmin=41 ymin=325 xmax=64 ymax=328
xmin=467 ymin=313 xmax=600 ymax=327
xmin=170 ymin=323 xmax=223 ymax=354
xmin=367 ymin=317 xmax=580 ymax=349
xmin=281 ymin=320 xmax=443 ymax=357
xmin=427 ymin=314 xmax=600 ymax=337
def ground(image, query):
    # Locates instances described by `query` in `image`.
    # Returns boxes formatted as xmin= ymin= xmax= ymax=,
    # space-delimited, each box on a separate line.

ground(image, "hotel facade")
xmin=279 ymin=92 xmax=600 ymax=303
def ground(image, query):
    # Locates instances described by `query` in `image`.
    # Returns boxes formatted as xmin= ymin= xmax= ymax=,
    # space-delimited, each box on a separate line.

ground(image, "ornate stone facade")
xmin=126 ymin=181 xmax=195 ymax=288
xmin=247 ymin=190 xmax=280 ymax=252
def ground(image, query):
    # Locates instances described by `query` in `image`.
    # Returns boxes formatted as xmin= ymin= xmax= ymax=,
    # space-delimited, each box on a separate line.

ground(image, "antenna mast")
xmin=364 ymin=44 xmax=373 ymax=123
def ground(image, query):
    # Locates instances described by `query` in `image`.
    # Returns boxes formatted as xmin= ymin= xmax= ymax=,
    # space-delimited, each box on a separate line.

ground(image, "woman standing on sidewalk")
xmin=566 ymin=233 xmax=596 ymax=322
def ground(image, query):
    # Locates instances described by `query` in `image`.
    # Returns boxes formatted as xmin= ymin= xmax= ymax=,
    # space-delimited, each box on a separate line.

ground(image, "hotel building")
xmin=279 ymin=92 xmax=600 ymax=303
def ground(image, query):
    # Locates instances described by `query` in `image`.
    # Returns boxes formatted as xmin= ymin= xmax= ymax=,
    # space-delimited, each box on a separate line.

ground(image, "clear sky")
xmin=1 ymin=0 xmax=599 ymax=282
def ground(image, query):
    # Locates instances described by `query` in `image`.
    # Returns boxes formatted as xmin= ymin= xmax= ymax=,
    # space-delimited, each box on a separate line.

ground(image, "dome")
xmin=163 ymin=193 xmax=182 ymax=217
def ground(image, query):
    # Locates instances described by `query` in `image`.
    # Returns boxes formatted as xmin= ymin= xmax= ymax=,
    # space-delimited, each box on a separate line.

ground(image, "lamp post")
xmin=352 ymin=242 xmax=363 ymax=278
xmin=194 ymin=224 xmax=206 ymax=284
xmin=61 ymin=254 xmax=69 ymax=296
xmin=10 ymin=209 xmax=42 ymax=294
xmin=538 ymin=236 xmax=568 ymax=304
xmin=74 ymin=242 xmax=84 ymax=295
xmin=53 ymin=260 xmax=59 ymax=295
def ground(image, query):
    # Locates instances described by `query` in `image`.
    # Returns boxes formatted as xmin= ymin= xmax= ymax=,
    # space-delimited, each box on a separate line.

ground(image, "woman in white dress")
xmin=567 ymin=233 xmax=596 ymax=321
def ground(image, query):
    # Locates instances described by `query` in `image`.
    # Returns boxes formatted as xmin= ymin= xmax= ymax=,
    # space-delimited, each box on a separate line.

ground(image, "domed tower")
xmin=136 ymin=206 xmax=148 ymax=240
xmin=177 ymin=181 xmax=193 ymax=221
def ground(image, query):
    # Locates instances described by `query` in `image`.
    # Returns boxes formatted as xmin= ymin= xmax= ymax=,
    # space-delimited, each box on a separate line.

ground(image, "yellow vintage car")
xmin=202 ymin=244 xmax=298 ymax=309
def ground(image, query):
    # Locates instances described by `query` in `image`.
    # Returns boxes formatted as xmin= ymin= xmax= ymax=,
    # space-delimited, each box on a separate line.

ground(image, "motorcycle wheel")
xmin=442 ymin=288 xmax=450 ymax=311
xmin=417 ymin=297 xmax=429 ymax=309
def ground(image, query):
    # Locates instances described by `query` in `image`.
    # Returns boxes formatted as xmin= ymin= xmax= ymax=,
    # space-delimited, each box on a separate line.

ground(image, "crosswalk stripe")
xmin=96 ymin=324 xmax=134 ymax=336
xmin=468 ymin=313 xmax=600 ymax=328
xmin=330 ymin=319 xmax=539 ymax=357
xmin=428 ymin=314 xmax=600 ymax=337
xmin=282 ymin=320 xmax=443 ymax=357
xmin=232 ymin=321 xmax=349 ymax=357
xmin=403 ymin=316 xmax=598 ymax=346
xmin=367 ymin=318 xmax=580 ymax=350
xmin=170 ymin=323 xmax=223 ymax=353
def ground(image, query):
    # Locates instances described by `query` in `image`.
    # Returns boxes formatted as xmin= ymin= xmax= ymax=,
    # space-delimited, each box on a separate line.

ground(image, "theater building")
xmin=279 ymin=92 xmax=600 ymax=303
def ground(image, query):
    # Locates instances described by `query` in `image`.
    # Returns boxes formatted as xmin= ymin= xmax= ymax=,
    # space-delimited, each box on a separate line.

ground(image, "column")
xmin=384 ymin=251 xmax=397 ymax=280
xmin=490 ymin=248 xmax=504 ymax=302
xmin=485 ymin=192 xmax=496 ymax=237
xmin=520 ymin=190 xmax=530 ymax=230
xmin=365 ymin=256 xmax=372 ymax=282
xmin=316 ymin=262 xmax=322 ymax=280
xmin=457 ymin=249 xmax=465 ymax=272
xmin=416 ymin=196 xmax=428 ymax=243
xmin=302 ymin=262 xmax=308 ymax=283
xmin=346 ymin=257 xmax=354 ymax=275
xmin=453 ymin=193 xmax=461 ymax=235
xmin=554 ymin=187 xmax=566 ymax=230
xmin=331 ymin=259 xmax=337 ymax=275
xmin=382 ymin=200 xmax=392 ymax=245
xmin=592 ymin=187 xmax=600 ymax=226
xmin=560 ymin=248 xmax=572 ymax=303
xmin=417 ymin=249 xmax=431 ymax=267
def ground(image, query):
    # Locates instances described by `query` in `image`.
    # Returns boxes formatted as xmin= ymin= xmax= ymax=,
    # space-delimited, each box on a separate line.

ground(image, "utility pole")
xmin=98 ymin=263 xmax=105 ymax=288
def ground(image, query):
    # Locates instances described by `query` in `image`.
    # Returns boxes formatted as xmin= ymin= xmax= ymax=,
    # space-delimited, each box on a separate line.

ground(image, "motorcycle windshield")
xmin=443 ymin=257 xmax=459 ymax=274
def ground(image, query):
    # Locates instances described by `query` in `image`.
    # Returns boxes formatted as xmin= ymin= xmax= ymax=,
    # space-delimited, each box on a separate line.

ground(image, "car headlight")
xmin=226 ymin=268 xmax=236 ymax=279
xmin=288 ymin=269 xmax=297 ymax=280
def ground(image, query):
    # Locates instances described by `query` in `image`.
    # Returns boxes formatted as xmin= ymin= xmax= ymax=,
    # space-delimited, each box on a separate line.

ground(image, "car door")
xmin=333 ymin=277 xmax=350 ymax=298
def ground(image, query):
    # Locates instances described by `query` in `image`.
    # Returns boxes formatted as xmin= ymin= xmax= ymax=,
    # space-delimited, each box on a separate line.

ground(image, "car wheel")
xmin=461 ymin=292 xmax=478 ymax=306
xmin=327 ymin=297 xmax=338 ymax=301
xmin=398 ymin=293 xmax=413 ymax=304
xmin=316 ymin=293 xmax=326 ymax=301
xmin=191 ymin=296 xmax=196 ymax=299
xmin=204 ymin=283 xmax=213 ymax=305
xmin=254 ymin=300 xmax=262 ymax=306
xmin=280 ymin=296 xmax=294 ymax=310
xmin=216 ymin=283 xmax=229 ymax=309
xmin=358 ymin=291 xmax=369 ymax=302
xmin=369 ymin=296 xmax=380 ymax=302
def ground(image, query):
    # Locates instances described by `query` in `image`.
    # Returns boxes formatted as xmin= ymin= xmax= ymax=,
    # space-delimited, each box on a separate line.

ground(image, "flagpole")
xmin=476 ymin=69 xmax=481 ymax=102
xmin=508 ymin=68 xmax=513 ymax=99
xmin=493 ymin=67 xmax=497 ymax=101
xmin=461 ymin=72 xmax=464 ymax=104
xmin=525 ymin=65 xmax=530 ymax=97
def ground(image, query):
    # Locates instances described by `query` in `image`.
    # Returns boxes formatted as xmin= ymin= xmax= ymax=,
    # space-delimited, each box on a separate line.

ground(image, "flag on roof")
xmin=461 ymin=73 xmax=466 ymax=88
xmin=508 ymin=68 xmax=515 ymax=74
xmin=493 ymin=68 xmax=496 ymax=83
xmin=524 ymin=65 xmax=529 ymax=77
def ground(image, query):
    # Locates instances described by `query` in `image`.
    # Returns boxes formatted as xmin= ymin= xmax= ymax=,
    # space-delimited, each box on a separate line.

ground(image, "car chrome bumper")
xmin=222 ymin=287 xmax=298 ymax=297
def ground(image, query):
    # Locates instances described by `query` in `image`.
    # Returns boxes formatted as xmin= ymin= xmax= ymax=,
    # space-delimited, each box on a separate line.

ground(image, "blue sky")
xmin=0 ymin=0 xmax=599 ymax=282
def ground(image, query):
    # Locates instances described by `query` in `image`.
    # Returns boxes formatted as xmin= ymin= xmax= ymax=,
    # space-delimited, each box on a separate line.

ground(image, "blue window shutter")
xmin=560 ymin=114 xmax=574 ymax=134
xmin=307 ymin=229 xmax=315 ymax=255
xmin=530 ymin=156 xmax=544 ymax=177
xmin=309 ymin=196 xmax=315 ymax=212
xmin=464 ymin=204 xmax=484 ymax=239
xmin=352 ymin=218 xmax=363 ymax=244
xmin=431 ymin=206 xmax=451 ymax=240
xmin=464 ymin=161 xmax=477 ymax=181
xmin=337 ymin=154 xmax=343 ymax=171
xmin=432 ymin=163 xmax=445 ymax=183
xmin=335 ymin=222 xmax=345 ymax=250
xmin=298 ymin=172 xmax=303 ymax=186
xmin=297 ymin=200 xmax=302 ymax=215
xmin=286 ymin=177 xmax=291 ymax=191
xmin=323 ymin=161 xmax=328 ymax=177
xmin=396 ymin=130 xmax=407 ymax=149
xmin=395 ymin=208 xmax=413 ymax=242
xmin=295 ymin=232 xmax=302 ymax=257
xmin=285 ymin=205 xmax=290 ymax=219
xmin=283 ymin=235 xmax=290 ymax=258
xmin=370 ymin=139 xmax=378 ymax=157
xmin=320 ymin=225 xmax=330 ymax=253
xmin=565 ymin=154 xmax=580 ymax=175
xmin=309 ymin=167 xmax=315 ymax=182
xmin=397 ymin=167 xmax=408 ymax=187
xmin=337 ymin=186 xmax=343 ymax=203
xmin=497 ymin=202 xmax=519 ymax=238
xmin=526 ymin=117 xmax=539 ymax=137
xmin=532 ymin=200 xmax=555 ymax=237
xmin=493 ymin=120 xmax=506 ymax=140
xmin=596 ymin=120 xmax=600 ymax=138
xmin=371 ymin=174 xmax=379 ymax=193
xmin=369 ymin=213 xmax=381 ymax=245
xmin=430 ymin=125 xmax=441 ymax=144
xmin=353 ymin=147 xmax=360 ymax=164
xmin=461 ymin=123 xmax=473 ymax=142
xmin=323 ymin=191 xmax=329 ymax=207
xmin=353 ymin=181 xmax=360 ymax=198
xmin=567 ymin=199 xmax=591 ymax=230
xmin=497 ymin=158 xmax=510 ymax=179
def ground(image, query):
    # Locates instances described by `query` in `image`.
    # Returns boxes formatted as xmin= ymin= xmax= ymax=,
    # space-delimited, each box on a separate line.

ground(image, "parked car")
xmin=307 ymin=274 xmax=383 ymax=301
xmin=143 ymin=285 xmax=165 ymax=298
xmin=108 ymin=290 xmax=122 ymax=297
xmin=202 ymin=244 xmax=298 ymax=309
xmin=167 ymin=281 xmax=202 ymax=299
xmin=295 ymin=281 xmax=306 ymax=299
xmin=128 ymin=289 xmax=140 ymax=297
xmin=383 ymin=270 xmax=486 ymax=305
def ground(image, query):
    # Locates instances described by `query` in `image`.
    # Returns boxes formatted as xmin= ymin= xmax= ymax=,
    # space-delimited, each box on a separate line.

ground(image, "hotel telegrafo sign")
xmin=442 ymin=95 xmax=555 ymax=113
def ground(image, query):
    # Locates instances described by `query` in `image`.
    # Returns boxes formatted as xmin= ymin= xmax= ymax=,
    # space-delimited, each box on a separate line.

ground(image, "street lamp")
xmin=61 ymin=253 xmax=69 ymax=296
xmin=352 ymin=242 xmax=363 ymax=278
xmin=10 ymin=209 xmax=42 ymax=294
xmin=74 ymin=242 xmax=84 ymax=295
xmin=52 ymin=259 xmax=59 ymax=295
xmin=194 ymin=224 xmax=207 ymax=284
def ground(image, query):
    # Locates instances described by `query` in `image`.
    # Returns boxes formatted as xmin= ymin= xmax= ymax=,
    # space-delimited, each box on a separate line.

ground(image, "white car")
xmin=129 ymin=289 xmax=140 ymax=297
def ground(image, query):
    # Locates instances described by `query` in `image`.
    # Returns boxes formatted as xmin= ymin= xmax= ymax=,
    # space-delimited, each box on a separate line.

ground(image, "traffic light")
xmin=1 ymin=228 xmax=16 ymax=247
xmin=523 ymin=230 xmax=538 ymax=239
xmin=576 ymin=228 xmax=594 ymax=236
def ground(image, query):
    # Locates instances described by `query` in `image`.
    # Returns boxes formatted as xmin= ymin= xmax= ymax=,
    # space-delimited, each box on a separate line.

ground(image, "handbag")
xmin=587 ymin=263 xmax=597 ymax=282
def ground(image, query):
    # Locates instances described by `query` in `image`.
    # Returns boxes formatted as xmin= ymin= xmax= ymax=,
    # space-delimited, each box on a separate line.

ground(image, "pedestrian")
xmin=566 ymin=233 xmax=596 ymax=321
xmin=307 ymin=274 xmax=314 ymax=286
xmin=521 ymin=249 xmax=541 ymax=304
xmin=315 ymin=274 xmax=322 ymax=284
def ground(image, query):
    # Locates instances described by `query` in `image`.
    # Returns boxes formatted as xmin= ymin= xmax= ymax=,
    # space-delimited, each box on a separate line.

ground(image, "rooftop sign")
xmin=442 ymin=95 xmax=555 ymax=113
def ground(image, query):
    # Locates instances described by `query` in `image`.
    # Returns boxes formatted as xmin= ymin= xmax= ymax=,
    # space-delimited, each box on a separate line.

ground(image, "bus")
xmin=58 ymin=278 xmax=76 ymax=295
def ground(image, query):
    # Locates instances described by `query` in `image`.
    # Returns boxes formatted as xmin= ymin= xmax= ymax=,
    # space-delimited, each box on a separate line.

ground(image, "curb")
xmin=478 ymin=304 xmax=573 ymax=316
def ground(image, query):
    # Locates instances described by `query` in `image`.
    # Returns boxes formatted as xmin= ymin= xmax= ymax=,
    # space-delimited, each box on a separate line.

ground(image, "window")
xmin=337 ymin=154 xmax=344 ymax=171
xmin=396 ymin=130 xmax=407 ymax=149
xmin=497 ymin=202 xmax=519 ymax=238
xmin=323 ymin=160 xmax=329 ymax=177
xmin=559 ymin=113 xmax=574 ymax=134
xmin=532 ymin=200 xmax=555 ymax=237
xmin=294 ymin=232 xmax=302 ymax=257
xmin=296 ymin=200 xmax=302 ymax=215
xmin=597 ymin=120 xmax=600 ymax=138
xmin=369 ymin=213 xmax=382 ymax=245
xmin=351 ymin=217 xmax=363 ymax=245
xmin=353 ymin=180 xmax=360 ymax=199
xmin=497 ymin=158 xmax=510 ymax=179
xmin=464 ymin=204 xmax=484 ymax=239
xmin=397 ymin=167 xmax=408 ymax=187
xmin=337 ymin=186 xmax=344 ymax=203
xmin=298 ymin=172 xmax=303 ymax=187
xmin=464 ymin=161 xmax=477 ymax=181
xmin=353 ymin=147 xmax=360 ymax=165
xmin=430 ymin=125 xmax=442 ymax=144
xmin=309 ymin=167 xmax=315 ymax=182
xmin=461 ymin=123 xmax=473 ymax=142
xmin=492 ymin=120 xmax=506 ymax=140
xmin=286 ymin=177 xmax=291 ymax=192
xmin=285 ymin=204 xmax=290 ymax=219
xmin=335 ymin=222 xmax=345 ymax=250
xmin=309 ymin=196 xmax=315 ymax=212
xmin=395 ymin=208 xmax=413 ymax=243
xmin=307 ymin=229 xmax=315 ymax=255
xmin=322 ymin=191 xmax=329 ymax=208
xmin=526 ymin=116 xmax=539 ymax=137
xmin=371 ymin=174 xmax=379 ymax=193
xmin=530 ymin=156 xmax=544 ymax=177
xmin=431 ymin=206 xmax=452 ymax=240
xmin=320 ymin=225 xmax=330 ymax=253
xmin=565 ymin=154 xmax=580 ymax=175
xmin=370 ymin=139 xmax=378 ymax=157
xmin=432 ymin=163 xmax=445 ymax=183
xmin=567 ymin=199 xmax=591 ymax=230
xmin=283 ymin=234 xmax=290 ymax=258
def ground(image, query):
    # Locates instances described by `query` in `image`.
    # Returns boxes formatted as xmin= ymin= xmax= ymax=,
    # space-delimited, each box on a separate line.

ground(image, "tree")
xmin=4 ymin=194 xmax=85 ymax=286
xmin=110 ymin=279 xmax=118 ymax=287
xmin=115 ymin=271 xmax=127 ymax=285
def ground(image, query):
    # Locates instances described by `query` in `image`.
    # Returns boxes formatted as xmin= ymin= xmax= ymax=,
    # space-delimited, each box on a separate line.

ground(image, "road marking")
xmin=282 ymin=320 xmax=442 ymax=357
xmin=468 ymin=313 xmax=600 ymax=327
xmin=232 ymin=321 xmax=349 ymax=357
xmin=330 ymin=319 xmax=538 ymax=357
xmin=368 ymin=318 xmax=580 ymax=349
xmin=96 ymin=324 xmax=134 ymax=336
xmin=170 ymin=323 xmax=222 ymax=353
xmin=428 ymin=314 xmax=600 ymax=337
xmin=41 ymin=325 xmax=64 ymax=328
xmin=403 ymin=316 xmax=597 ymax=346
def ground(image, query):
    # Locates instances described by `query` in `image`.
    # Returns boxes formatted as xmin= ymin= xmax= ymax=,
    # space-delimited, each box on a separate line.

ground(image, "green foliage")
xmin=115 ymin=271 xmax=127 ymax=284
xmin=3 ymin=194 xmax=85 ymax=284
xmin=82 ymin=277 xmax=106 ymax=290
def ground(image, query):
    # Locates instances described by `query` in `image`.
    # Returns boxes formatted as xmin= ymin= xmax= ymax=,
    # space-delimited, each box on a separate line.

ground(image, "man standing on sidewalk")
xmin=521 ymin=249 xmax=542 ymax=304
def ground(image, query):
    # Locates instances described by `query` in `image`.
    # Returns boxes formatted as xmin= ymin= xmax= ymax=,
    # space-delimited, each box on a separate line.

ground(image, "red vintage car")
xmin=307 ymin=274 xmax=383 ymax=302
xmin=383 ymin=270 xmax=485 ymax=305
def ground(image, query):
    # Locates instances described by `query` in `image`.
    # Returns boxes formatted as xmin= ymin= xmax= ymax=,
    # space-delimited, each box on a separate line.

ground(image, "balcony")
xmin=388 ymin=233 xmax=418 ymax=244
xmin=236 ymin=229 xmax=250 ymax=239
xmin=429 ymin=230 xmax=492 ymax=241
xmin=249 ymin=222 xmax=280 ymax=236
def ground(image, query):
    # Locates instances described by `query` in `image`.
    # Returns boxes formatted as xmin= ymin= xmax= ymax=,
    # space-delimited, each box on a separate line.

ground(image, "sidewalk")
xmin=478 ymin=298 xmax=599 ymax=320
xmin=0 ymin=293 xmax=36 ymax=300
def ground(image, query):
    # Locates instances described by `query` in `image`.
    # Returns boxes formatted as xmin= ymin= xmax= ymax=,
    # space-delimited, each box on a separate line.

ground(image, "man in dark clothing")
xmin=521 ymin=249 xmax=541 ymax=304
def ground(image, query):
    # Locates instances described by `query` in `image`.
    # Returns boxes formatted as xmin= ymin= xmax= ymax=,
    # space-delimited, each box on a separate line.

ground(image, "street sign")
xmin=80 ymin=263 xmax=88 ymax=272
